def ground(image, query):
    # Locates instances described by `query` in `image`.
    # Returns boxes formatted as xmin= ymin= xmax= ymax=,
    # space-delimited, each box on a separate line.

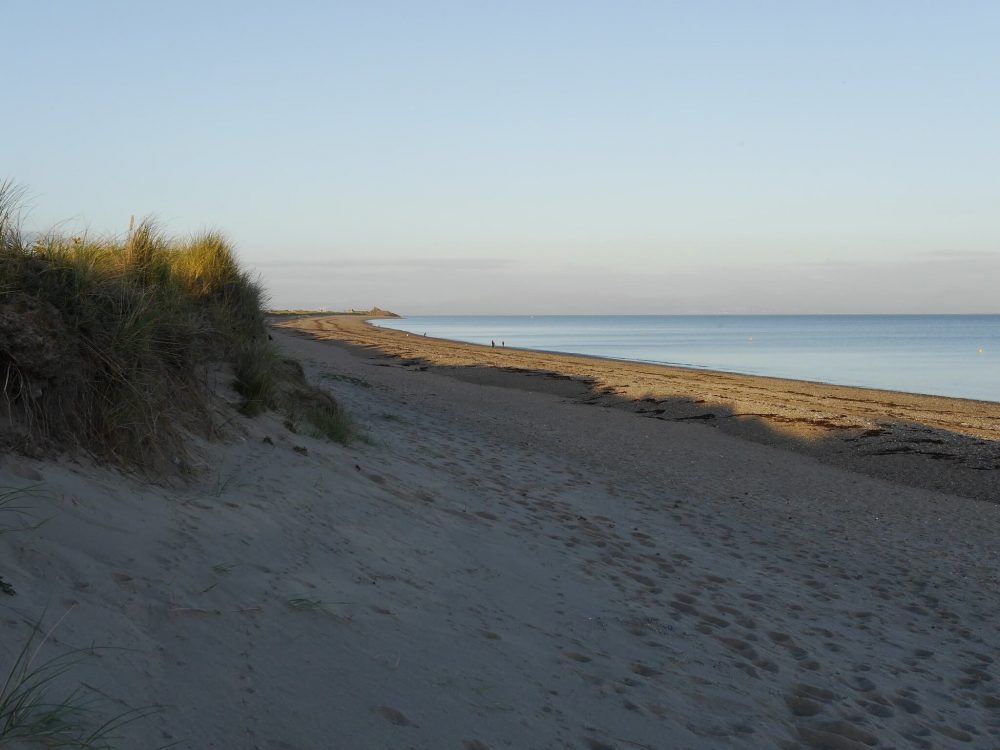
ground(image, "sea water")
xmin=372 ymin=315 xmax=1000 ymax=403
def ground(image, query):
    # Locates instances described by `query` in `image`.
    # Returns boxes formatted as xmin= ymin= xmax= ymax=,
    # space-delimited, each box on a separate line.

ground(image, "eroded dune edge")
xmin=0 ymin=313 xmax=997 ymax=749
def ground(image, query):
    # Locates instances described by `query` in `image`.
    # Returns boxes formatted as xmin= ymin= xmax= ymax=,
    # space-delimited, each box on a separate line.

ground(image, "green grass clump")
xmin=274 ymin=359 xmax=355 ymax=444
xmin=0 ymin=182 xmax=278 ymax=467
xmin=232 ymin=340 xmax=278 ymax=416
xmin=300 ymin=400 xmax=354 ymax=443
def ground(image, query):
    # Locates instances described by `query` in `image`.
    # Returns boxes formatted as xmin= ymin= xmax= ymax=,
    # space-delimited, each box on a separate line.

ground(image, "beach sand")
xmin=1 ymin=314 xmax=999 ymax=749
xmin=282 ymin=315 xmax=1000 ymax=503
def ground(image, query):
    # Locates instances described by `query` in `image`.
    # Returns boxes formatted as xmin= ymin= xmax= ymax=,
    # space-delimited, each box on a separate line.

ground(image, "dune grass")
xmin=272 ymin=358 xmax=355 ymax=443
xmin=0 ymin=181 xmax=352 ymax=468
xmin=232 ymin=339 xmax=278 ymax=416
xmin=0 ymin=612 xmax=159 ymax=749
xmin=2 ymin=496 xmax=160 ymax=748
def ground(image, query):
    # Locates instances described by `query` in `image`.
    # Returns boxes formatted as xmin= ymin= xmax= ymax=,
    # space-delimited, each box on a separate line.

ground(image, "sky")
xmin=5 ymin=1 xmax=1000 ymax=313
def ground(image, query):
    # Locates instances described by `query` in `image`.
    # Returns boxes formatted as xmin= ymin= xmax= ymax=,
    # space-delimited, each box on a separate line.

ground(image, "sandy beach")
xmin=2 ymin=314 xmax=999 ymax=749
xmin=283 ymin=315 xmax=1000 ymax=503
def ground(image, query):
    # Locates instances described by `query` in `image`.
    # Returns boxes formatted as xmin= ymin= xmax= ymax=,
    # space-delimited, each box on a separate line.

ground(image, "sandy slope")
xmin=1 ymin=319 xmax=999 ymax=749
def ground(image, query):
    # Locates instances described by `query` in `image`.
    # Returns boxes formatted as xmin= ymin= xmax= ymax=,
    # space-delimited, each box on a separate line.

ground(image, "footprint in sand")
xmin=629 ymin=662 xmax=662 ymax=678
xmin=797 ymin=721 xmax=878 ymax=750
xmin=784 ymin=695 xmax=823 ymax=717
xmin=376 ymin=706 xmax=414 ymax=727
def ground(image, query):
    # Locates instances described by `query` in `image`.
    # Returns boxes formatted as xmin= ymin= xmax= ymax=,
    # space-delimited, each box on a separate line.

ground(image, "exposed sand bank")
xmin=279 ymin=314 xmax=1000 ymax=503
xmin=1 ymin=315 xmax=998 ymax=749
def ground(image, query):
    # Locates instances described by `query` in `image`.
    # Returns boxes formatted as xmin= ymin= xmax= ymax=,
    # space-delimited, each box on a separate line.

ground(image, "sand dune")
xmin=1 ymin=315 xmax=998 ymax=749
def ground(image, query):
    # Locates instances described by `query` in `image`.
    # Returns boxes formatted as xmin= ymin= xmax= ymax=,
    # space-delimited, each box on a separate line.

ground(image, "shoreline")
xmin=277 ymin=314 xmax=1000 ymax=502
xmin=371 ymin=317 xmax=999 ymax=408
xmin=370 ymin=313 xmax=1000 ymax=407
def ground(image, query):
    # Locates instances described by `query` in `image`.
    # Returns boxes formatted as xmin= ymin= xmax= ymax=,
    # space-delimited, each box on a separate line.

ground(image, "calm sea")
xmin=372 ymin=315 xmax=1000 ymax=403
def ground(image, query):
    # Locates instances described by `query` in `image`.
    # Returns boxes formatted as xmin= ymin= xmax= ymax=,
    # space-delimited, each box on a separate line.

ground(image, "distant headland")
xmin=268 ymin=306 xmax=400 ymax=318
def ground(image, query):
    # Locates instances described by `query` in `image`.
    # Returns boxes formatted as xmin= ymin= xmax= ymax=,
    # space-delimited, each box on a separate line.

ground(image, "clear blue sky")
xmin=6 ymin=1 xmax=999 ymax=313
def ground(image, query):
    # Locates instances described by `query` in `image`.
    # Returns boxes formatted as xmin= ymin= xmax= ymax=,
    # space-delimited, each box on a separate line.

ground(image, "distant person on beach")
xmin=502 ymin=341 xmax=505 ymax=347
xmin=491 ymin=340 xmax=495 ymax=348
